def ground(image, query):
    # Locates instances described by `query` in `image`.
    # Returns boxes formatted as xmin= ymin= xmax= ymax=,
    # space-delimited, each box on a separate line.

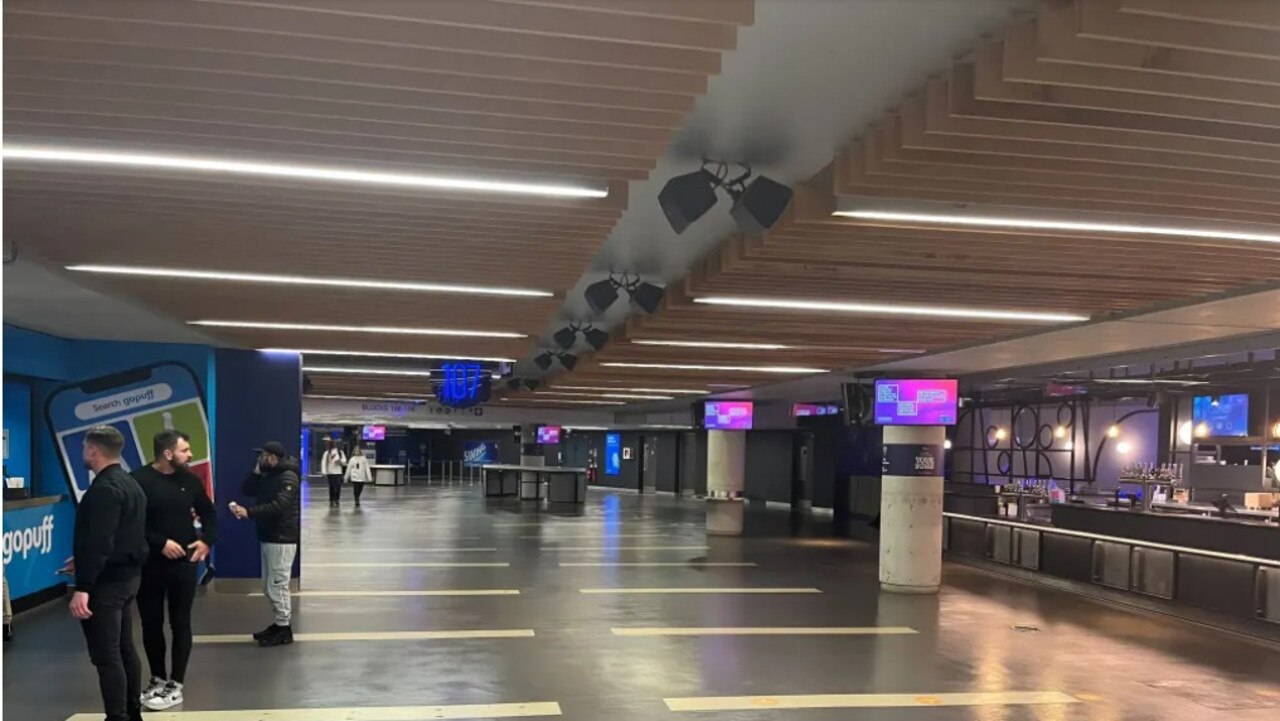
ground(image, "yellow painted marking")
xmin=250 ymin=590 xmax=520 ymax=597
xmin=66 ymin=701 xmax=561 ymax=720
xmin=1074 ymin=692 xmax=1104 ymax=702
xmin=194 ymin=629 xmax=535 ymax=644
xmin=560 ymin=562 xmax=756 ymax=567
xmin=612 ymin=626 xmax=916 ymax=636
xmin=580 ymin=587 xmax=821 ymax=595
xmin=546 ymin=545 xmax=710 ymax=551
xmin=305 ymin=562 xmax=509 ymax=568
xmin=664 ymin=691 xmax=1079 ymax=711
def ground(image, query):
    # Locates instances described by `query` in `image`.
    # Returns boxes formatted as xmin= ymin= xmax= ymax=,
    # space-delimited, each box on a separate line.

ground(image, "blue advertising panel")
xmin=463 ymin=441 xmax=499 ymax=466
xmin=2 ymin=500 xmax=75 ymax=599
xmin=1192 ymin=394 xmax=1249 ymax=437
xmin=605 ymin=433 xmax=621 ymax=476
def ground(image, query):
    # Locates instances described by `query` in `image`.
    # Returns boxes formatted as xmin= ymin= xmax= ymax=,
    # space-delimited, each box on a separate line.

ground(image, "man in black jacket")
xmin=132 ymin=430 xmax=218 ymax=710
xmin=229 ymin=440 xmax=299 ymax=647
xmin=70 ymin=425 xmax=149 ymax=721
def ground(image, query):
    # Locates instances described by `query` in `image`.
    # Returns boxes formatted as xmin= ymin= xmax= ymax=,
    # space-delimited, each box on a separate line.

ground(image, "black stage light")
xmin=585 ymin=278 xmax=620 ymax=314
xmin=730 ymin=175 xmax=793 ymax=235
xmin=631 ymin=281 xmax=664 ymax=314
xmin=553 ymin=326 xmax=578 ymax=350
xmin=534 ymin=352 xmax=554 ymax=371
xmin=583 ymin=327 xmax=610 ymax=351
xmin=506 ymin=378 xmax=522 ymax=391
xmin=659 ymin=169 xmax=719 ymax=234
xmin=559 ymin=353 xmax=578 ymax=371
xmin=523 ymin=378 xmax=539 ymax=391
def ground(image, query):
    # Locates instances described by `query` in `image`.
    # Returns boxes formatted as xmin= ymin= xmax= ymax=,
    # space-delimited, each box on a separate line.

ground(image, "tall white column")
xmin=706 ymin=430 xmax=746 ymax=535
xmin=879 ymin=425 xmax=945 ymax=594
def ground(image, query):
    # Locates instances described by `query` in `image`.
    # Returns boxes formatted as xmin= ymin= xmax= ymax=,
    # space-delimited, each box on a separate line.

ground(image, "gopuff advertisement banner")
xmin=2 ymin=501 xmax=75 ymax=598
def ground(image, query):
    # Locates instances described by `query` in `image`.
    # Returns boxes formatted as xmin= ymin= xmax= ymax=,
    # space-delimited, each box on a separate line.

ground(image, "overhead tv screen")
xmin=536 ymin=425 xmax=562 ymax=444
xmin=361 ymin=425 xmax=386 ymax=441
xmin=873 ymin=379 xmax=958 ymax=426
xmin=704 ymin=401 xmax=754 ymax=430
xmin=1192 ymin=394 xmax=1249 ymax=437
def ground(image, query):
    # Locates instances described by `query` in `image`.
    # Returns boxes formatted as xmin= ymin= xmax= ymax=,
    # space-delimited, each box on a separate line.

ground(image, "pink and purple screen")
xmin=361 ymin=425 xmax=386 ymax=441
xmin=705 ymin=401 xmax=754 ymax=430
xmin=537 ymin=426 xmax=562 ymax=444
xmin=874 ymin=379 xmax=958 ymax=426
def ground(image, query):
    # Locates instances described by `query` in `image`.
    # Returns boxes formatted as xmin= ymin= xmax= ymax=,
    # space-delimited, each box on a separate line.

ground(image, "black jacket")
xmin=241 ymin=458 xmax=300 ymax=544
xmin=74 ymin=464 xmax=148 ymax=594
xmin=132 ymin=464 xmax=218 ymax=563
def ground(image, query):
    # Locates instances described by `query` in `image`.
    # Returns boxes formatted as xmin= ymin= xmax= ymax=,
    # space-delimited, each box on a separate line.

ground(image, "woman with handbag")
xmin=344 ymin=444 xmax=373 ymax=508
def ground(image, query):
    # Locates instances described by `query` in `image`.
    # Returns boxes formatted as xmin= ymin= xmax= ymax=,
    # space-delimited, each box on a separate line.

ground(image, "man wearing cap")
xmin=229 ymin=441 xmax=300 ymax=647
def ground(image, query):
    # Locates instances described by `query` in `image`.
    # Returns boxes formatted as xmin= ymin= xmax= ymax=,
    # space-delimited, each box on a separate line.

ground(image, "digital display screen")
xmin=792 ymin=403 xmax=840 ymax=417
xmin=536 ymin=426 xmax=562 ymax=444
xmin=874 ymin=379 xmax=958 ymax=426
xmin=704 ymin=401 xmax=754 ymax=430
xmin=361 ymin=425 xmax=386 ymax=441
xmin=604 ymin=433 xmax=621 ymax=476
xmin=1193 ymin=394 xmax=1249 ymax=437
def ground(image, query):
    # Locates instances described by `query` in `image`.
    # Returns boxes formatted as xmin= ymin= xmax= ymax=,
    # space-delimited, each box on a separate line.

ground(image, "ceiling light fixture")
xmin=533 ymin=350 xmax=578 ymax=372
xmin=191 ymin=320 xmax=523 ymax=338
xmin=631 ymin=339 xmax=790 ymax=350
xmin=833 ymin=210 xmax=1280 ymax=245
xmin=534 ymin=392 xmax=675 ymax=401
xmin=4 ymin=146 xmax=608 ymax=199
xmin=659 ymin=158 xmax=792 ymax=235
xmin=693 ymin=297 xmax=1086 ymax=323
xmin=601 ymin=362 xmax=825 ymax=374
xmin=553 ymin=322 xmax=609 ymax=351
xmin=550 ymin=385 xmax=707 ymax=394
xmin=499 ymin=398 xmax=622 ymax=406
xmin=260 ymin=348 xmax=517 ymax=363
xmin=67 ymin=265 xmax=552 ymax=298
xmin=304 ymin=366 xmax=433 ymax=377
xmin=584 ymin=272 xmax=665 ymax=315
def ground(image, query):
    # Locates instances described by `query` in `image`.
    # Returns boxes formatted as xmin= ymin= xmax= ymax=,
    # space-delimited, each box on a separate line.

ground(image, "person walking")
xmin=319 ymin=438 xmax=346 ymax=507
xmin=132 ymin=430 xmax=218 ymax=711
xmin=69 ymin=425 xmax=149 ymax=721
xmin=229 ymin=441 xmax=299 ymax=647
xmin=344 ymin=444 xmax=372 ymax=508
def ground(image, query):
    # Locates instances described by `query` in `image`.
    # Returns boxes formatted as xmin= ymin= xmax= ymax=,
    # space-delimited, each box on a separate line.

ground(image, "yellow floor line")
xmin=66 ymin=701 xmax=561 ymax=720
xmin=543 ymin=545 xmax=710 ymax=551
xmin=250 ymin=590 xmax=520 ymax=597
xmin=664 ymin=691 xmax=1079 ymax=711
xmin=305 ymin=562 xmax=510 ymax=568
xmin=580 ymin=587 xmax=821 ymax=595
xmin=613 ymin=626 xmax=916 ymax=636
xmin=194 ymin=629 xmax=535 ymax=644
xmin=560 ymin=562 xmax=756 ymax=567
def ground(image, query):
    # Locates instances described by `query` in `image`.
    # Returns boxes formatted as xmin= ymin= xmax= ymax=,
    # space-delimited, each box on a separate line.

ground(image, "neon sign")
xmin=433 ymin=361 xmax=491 ymax=408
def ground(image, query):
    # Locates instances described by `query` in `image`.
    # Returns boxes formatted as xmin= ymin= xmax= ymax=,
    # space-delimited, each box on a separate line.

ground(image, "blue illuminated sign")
xmin=605 ymin=433 xmax=621 ymax=476
xmin=434 ymin=362 xmax=491 ymax=408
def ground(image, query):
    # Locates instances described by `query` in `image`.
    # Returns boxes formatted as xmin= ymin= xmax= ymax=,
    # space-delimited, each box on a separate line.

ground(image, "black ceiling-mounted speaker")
xmin=553 ymin=326 xmax=578 ymax=350
xmin=658 ymin=169 xmax=719 ymax=234
xmin=522 ymin=378 xmax=539 ymax=391
xmin=584 ymin=278 xmax=620 ymax=314
xmin=533 ymin=352 xmax=554 ymax=371
xmin=630 ymin=282 xmax=664 ymax=314
xmin=730 ymin=176 xmax=793 ymax=235
xmin=506 ymin=378 xmax=522 ymax=391
xmin=583 ymin=327 xmax=610 ymax=351
xmin=559 ymin=353 xmax=578 ymax=371
xmin=302 ymin=375 xmax=314 ymax=394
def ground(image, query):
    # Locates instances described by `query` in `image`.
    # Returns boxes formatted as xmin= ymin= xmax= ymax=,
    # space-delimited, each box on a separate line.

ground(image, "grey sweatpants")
xmin=260 ymin=543 xmax=297 ymax=626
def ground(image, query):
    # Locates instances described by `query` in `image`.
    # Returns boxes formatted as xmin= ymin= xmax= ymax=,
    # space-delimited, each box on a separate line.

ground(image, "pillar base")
xmin=880 ymin=581 xmax=940 ymax=595
xmin=706 ymin=498 xmax=744 ymax=536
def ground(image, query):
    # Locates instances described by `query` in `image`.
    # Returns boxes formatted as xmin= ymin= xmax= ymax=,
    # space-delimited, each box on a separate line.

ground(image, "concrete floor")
xmin=5 ymin=481 xmax=1280 ymax=720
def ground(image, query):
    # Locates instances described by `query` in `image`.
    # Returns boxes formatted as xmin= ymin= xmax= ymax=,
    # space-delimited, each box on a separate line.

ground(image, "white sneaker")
xmin=142 ymin=681 xmax=183 ymax=711
xmin=139 ymin=677 xmax=166 ymax=703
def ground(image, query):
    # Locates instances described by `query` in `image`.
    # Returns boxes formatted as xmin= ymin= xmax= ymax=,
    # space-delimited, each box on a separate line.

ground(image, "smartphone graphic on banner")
xmin=45 ymin=363 xmax=212 ymax=503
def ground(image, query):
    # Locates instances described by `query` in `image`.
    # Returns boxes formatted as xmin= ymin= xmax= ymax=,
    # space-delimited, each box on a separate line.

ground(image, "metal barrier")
xmin=943 ymin=512 xmax=1280 ymax=625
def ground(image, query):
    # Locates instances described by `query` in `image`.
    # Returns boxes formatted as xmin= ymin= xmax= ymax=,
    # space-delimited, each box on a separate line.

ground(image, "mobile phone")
xmin=45 ymin=363 xmax=213 ymax=503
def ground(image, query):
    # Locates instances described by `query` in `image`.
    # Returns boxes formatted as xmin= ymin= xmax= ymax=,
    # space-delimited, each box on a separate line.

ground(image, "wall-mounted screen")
xmin=536 ymin=426 xmax=562 ymax=444
xmin=604 ymin=433 xmax=621 ymax=476
xmin=705 ymin=401 xmax=754 ymax=430
xmin=361 ymin=425 xmax=386 ymax=441
xmin=873 ymin=379 xmax=958 ymax=426
xmin=1192 ymin=393 xmax=1249 ymax=437
xmin=792 ymin=403 xmax=840 ymax=417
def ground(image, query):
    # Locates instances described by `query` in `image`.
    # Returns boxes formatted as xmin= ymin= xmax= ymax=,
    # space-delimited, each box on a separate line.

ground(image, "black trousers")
xmin=326 ymin=474 xmax=343 ymax=503
xmin=352 ymin=482 xmax=366 ymax=502
xmin=80 ymin=574 xmax=143 ymax=721
xmin=137 ymin=560 xmax=198 ymax=683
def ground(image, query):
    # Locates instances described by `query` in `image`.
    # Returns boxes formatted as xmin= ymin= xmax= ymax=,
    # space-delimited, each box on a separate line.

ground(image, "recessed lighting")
xmin=68 ymin=265 xmax=553 ymax=298
xmin=631 ymin=339 xmax=790 ymax=350
xmin=191 ymin=320 xmax=523 ymax=338
xmin=260 ymin=348 xmax=517 ymax=363
xmin=601 ymin=362 xmax=825 ymax=374
xmin=534 ymin=391 xmax=674 ymax=400
xmin=693 ymin=297 xmax=1086 ymax=323
xmin=304 ymin=366 xmax=433 ymax=377
xmin=550 ymin=385 xmax=707 ymax=395
xmin=499 ymin=398 xmax=622 ymax=406
xmin=833 ymin=209 xmax=1280 ymax=245
xmin=4 ymin=146 xmax=608 ymax=199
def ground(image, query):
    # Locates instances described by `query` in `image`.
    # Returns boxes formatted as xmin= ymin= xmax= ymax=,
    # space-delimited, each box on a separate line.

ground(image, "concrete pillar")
xmin=879 ymin=425 xmax=945 ymax=594
xmin=706 ymin=430 xmax=746 ymax=535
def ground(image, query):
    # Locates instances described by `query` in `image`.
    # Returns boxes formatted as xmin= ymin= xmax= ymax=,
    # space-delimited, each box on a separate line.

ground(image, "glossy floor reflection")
xmin=6 ymin=481 xmax=1280 ymax=720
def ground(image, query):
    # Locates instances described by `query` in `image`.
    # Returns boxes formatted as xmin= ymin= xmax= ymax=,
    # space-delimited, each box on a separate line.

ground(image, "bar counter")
xmin=1051 ymin=502 xmax=1280 ymax=561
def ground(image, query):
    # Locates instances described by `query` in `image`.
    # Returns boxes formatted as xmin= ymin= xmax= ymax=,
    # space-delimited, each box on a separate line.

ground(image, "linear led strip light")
xmin=191 ymin=320 xmax=524 ymax=338
xmin=534 ymin=391 xmax=675 ymax=400
xmin=68 ymin=265 xmax=552 ymax=299
xmin=260 ymin=348 xmax=518 ymax=363
xmin=601 ymin=362 xmax=826 ymax=374
xmin=549 ymin=385 xmax=708 ymax=394
xmin=692 ymin=297 xmax=1086 ymax=323
xmin=833 ymin=209 xmax=1280 ymax=245
xmin=3 ymin=146 xmax=609 ymax=199
xmin=304 ymin=367 xmax=503 ymax=379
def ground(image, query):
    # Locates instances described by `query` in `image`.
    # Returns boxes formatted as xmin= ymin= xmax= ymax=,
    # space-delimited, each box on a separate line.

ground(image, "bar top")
xmin=1052 ymin=502 xmax=1280 ymax=561
xmin=3 ymin=494 xmax=67 ymax=511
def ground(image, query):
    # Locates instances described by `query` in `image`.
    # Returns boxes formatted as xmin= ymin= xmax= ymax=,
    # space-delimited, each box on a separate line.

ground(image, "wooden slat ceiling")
xmin=511 ymin=0 xmax=1280 ymax=406
xmin=2 ymin=0 xmax=753 ymax=406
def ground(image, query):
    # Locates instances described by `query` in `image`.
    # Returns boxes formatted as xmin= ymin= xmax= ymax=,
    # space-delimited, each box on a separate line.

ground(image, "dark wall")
xmin=596 ymin=431 xmax=641 ymax=490
xmin=744 ymin=431 xmax=795 ymax=503
xmin=679 ymin=431 xmax=707 ymax=496
xmin=653 ymin=433 xmax=679 ymax=493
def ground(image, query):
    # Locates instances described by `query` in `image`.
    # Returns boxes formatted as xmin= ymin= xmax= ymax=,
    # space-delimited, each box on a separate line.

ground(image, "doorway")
xmin=640 ymin=436 xmax=656 ymax=493
xmin=792 ymin=432 xmax=815 ymax=511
